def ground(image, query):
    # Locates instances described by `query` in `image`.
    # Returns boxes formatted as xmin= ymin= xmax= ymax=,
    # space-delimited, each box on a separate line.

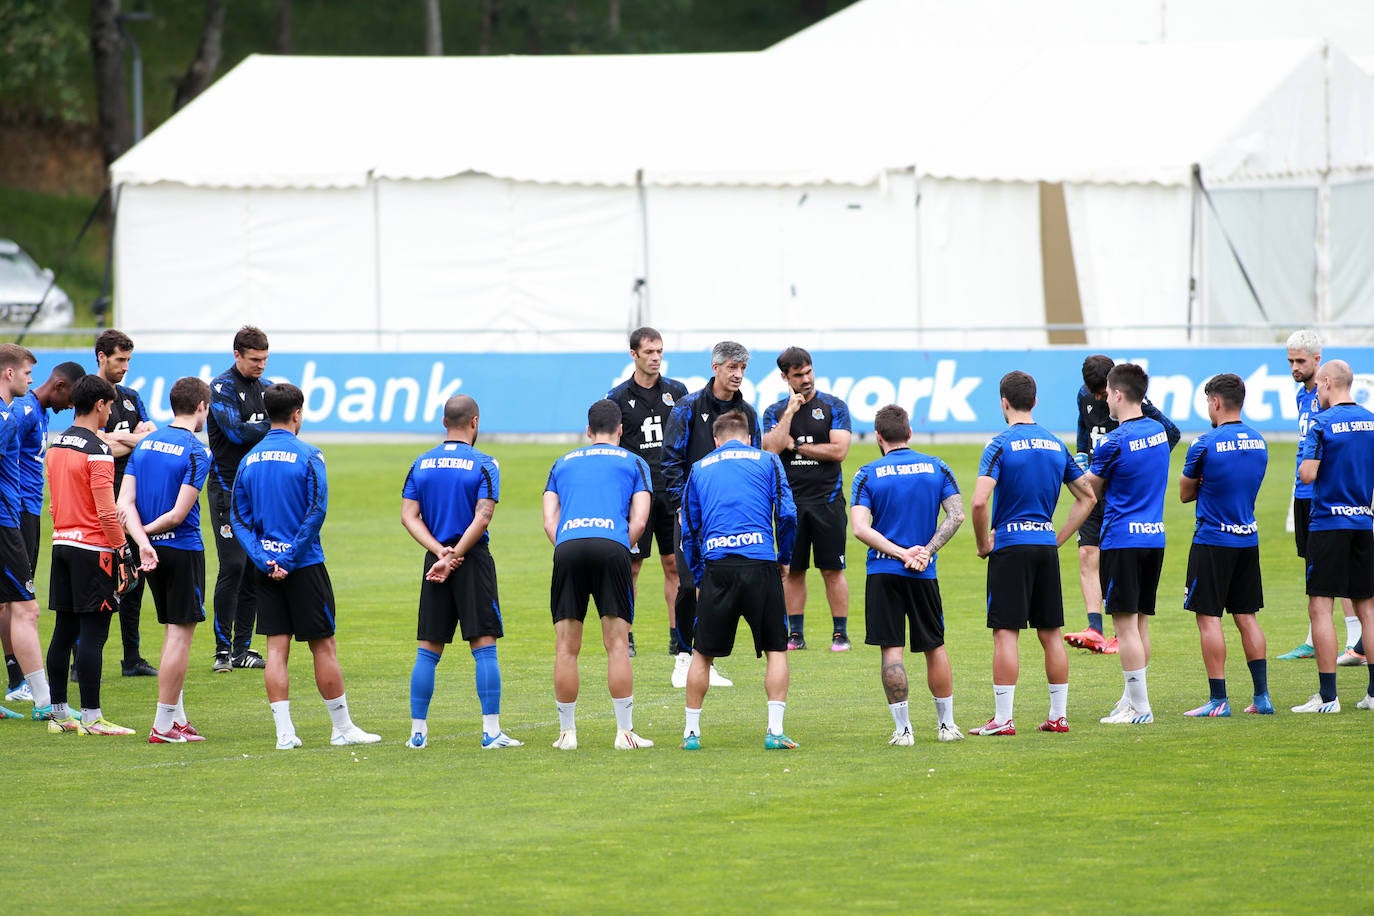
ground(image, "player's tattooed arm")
xmin=925 ymin=493 xmax=965 ymax=555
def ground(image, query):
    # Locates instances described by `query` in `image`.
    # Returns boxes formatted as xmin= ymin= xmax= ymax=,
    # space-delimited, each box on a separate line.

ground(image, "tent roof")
xmin=111 ymin=40 xmax=1374 ymax=191
xmin=773 ymin=0 xmax=1374 ymax=74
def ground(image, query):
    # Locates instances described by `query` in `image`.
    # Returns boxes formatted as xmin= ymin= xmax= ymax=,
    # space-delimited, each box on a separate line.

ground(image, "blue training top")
xmin=979 ymin=422 xmax=1081 ymax=550
xmin=1299 ymin=402 xmax=1374 ymax=532
xmin=1182 ymin=421 xmax=1267 ymax=547
xmin=1293 ymin=385 xmax=1320 ymax=499
xmin=231 ymin=428 xmax=328 ymax=573
xmin=14 ymin=391 xmax=47 ymax=516
xmin=852 ymin=446 xmax=959 ymax=579
xmin=0 ymin=402 xmax=23 ymax=528
xmin=1090 ymin=415 xmax=1172 ymax=550
xmin=402 ymin=440 xmax=500 ymax=547
xmin=681 ymin=439 xmax=796 ymax=584
xmin=125 ymin=425 xmax=212 ymax=551
xmin=544 ymin=444 xmax=651 ymax=549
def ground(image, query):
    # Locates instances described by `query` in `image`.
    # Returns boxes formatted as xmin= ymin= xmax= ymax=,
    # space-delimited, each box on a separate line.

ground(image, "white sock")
xmin=53 ymin=701 xmax=70 ymax=719
xmin=993 ymin=684 xmax=1015 ymax=723
xmin=889 ymin=700 xmax=910 ymax=732
xmin=173 ymin=690 xmax=187 ymax=725
xmin=271 ymin=699 xmax=295 ymax=736
xmin=25 ymin=669 xmax=50 ymax=709
xmin=324 ymin=693 xmax=351 ymax=731
xmin=83 ymin=706 xmax=102 ymax=724
xmin=153 ymin=702 xmax=177 ymax=733
xmin=932 ymin=695 xmax=953 ymax=728
xmin=767 ymin=700 xmax=785 ymax=735
xmin=557 ymin=701 xmax=576 ymax=731
xmin=411 ymin=718 xmax=428 ymax=737
xmin=684 ymin=705 xmax=702 ymax=738
xmin=1124 ymin=667 xmax=1150 ymax=713
xmin=482 ymin=713 xmax=501 ymax=736
xmin=1048 ymin=682 xmax=1068 ymax=720
xmin=613 ymin=695 xmax=634 ymax=732
xmin=1305 ymin=626 xmax=1313 ymax=644
xmin=1345 ymin=616 xmax=1362 ymax=649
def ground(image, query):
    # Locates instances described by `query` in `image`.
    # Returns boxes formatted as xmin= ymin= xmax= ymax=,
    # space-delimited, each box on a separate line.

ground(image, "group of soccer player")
xmin=0 ymin=328 xmax=380 ymax=747
xmin=3 ymin=323 xmax=1371 ymax=751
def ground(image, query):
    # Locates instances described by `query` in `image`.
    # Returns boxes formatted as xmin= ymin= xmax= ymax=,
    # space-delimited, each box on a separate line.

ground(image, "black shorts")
xmin=0 ymin=525 xmax=35 ymax=602
xmin=1306 ymin=529 xmax=1374 ymax=600
xmin=254 ymin=563 xmax=337 ymax=641
xmin=1184 ymin=543 xmax=1263 ymax=616
xmin=1293 ymin=497 xmax=1311 ymax=558
xmin=418 ymin=543 xmax=503 ymax=643
xmin=20 ymin=512 xmax=39 ymax=576
xmin=633 ymin=491 xmax=676 ymax=560
xmin=1077 ymin=500 xmax=1104 ymax=548
xmin=146 ymin=546 xmax=207 ymax=626
xmin=865 ymin=574 xmax=945 ymax=652
xmin=1099 ymin=547 xmax=1164 ymax=615
xmin=693 ymin=556 xmax=788 ymax=658
xmin=550 ymin=538 xmax=634 ymax=625
xmin=789 ymin=498 xmax=847 ymax=572
xmin=986 ymin=545 xmax=1064 ymax=630
xmin=48 ymin=545 xmax=114 ymax=613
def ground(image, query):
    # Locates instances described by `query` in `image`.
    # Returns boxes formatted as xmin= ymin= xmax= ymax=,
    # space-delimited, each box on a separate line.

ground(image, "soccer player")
xmin=1081 ymin=363 xmax=1174 ymax=725
xmin=605 ymin=327 xmax=688 ymax=658
xmin=1066 ymin=354 xmax=1180 ymax=655
xmin=543 ymin=399 xmax=653 ymax=750
xmin=1277 ymin=329 xmax=1365 ymax=663
xmin=662 ymin=340 xmax=758 ymax=688
xmin=1179 ymin=373 xmax=1272 ymax=717
xmin=851 ymin=404 xmax=966 ymax=745
xmin=762 ymin=346 xmax=853 ymax=652
xmin=44 ymin=373 xmax=152 ymax=735
xmin=231 ymin=383 xmax=379 ymax=749
xmin=0 ymin=344 xmax=48 ymax=722
xmin=3 ymin=358 xmax=81 ymax=704
xmin=401 ymin=394 xmax=521 ymax=751
xmin=93 ymin=330 xmax=159 ymax=677
xmin=118 ymin=377 xmax=214 ymax=743
xmin=969 ymin=371 xmax=1096 ymax=736
xmin=208 ymin=325 xmax=272 ymax=673
xmin=1292 ymin=360 xmax=1374 ymax=714
xmin=679 ymin=410 xmax=796 ymax=750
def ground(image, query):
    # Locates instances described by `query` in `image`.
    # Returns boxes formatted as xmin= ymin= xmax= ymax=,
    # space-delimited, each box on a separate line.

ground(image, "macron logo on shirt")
xmin=705 ymin=532 xmax=765 ymax=550
xmin=561 ymin=517 xmax=616 ymax=532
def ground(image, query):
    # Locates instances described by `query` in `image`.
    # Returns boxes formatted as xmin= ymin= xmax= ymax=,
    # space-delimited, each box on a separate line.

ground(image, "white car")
xmin=0 ymin=239 xmax=75 ymax=331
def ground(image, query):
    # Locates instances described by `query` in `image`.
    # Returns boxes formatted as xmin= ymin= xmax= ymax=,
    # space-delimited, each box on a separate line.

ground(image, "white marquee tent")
xmin=110 ymin=38 xmax=1374 ymax=351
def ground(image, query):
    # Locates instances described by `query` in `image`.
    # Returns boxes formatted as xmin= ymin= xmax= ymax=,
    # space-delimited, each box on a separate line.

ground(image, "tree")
xmin=0 ymin=1 xmax=85 ymax=123
xmin=479 ymin=0 xmax=501 ymax=54
xmin=90 ymin=0 xmax=129 ymax=170
xmin=423 ymin=0 xmax=442 ymax=55
xmin=173 ymin=0 xmax=227 ymax=113
xmin=275 ymin=0 xmax=292 ymax=54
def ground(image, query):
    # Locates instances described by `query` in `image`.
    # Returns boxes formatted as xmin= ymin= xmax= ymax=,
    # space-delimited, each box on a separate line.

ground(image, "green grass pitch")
xmin=5 ymin=439 xmax=1372 ymax=912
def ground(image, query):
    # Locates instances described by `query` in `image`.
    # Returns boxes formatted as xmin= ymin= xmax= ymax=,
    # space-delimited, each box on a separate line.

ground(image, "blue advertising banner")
xmin=34 ymin=348 xmax=1374 ymax=435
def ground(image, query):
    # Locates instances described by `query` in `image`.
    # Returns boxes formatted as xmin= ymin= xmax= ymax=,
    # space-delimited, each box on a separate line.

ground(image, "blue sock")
xmin=1319 ymin=671 xmax=1338 ymax=703
xmin=788 ymin=615 xmax=804 ymax=638
xmin=472 ymin=644 xmax=501 ymax=716
xmin=1247 ymin=658 xmax=1268 ymax=696
xmin=1208 ymin=678 xmax=1227 ymax=701
xmin=1358 ymin=637 xmax=1366 ymax=655
xmin=1366 ymin=663 xmax=1374 ymax=698
xmin=832 ymin=616 xmax=847 ymax=636
xmin=410 ymin=647 xmax=441 ymax=720
xmin=1087 ymin=613 xmax=1103 ymax=635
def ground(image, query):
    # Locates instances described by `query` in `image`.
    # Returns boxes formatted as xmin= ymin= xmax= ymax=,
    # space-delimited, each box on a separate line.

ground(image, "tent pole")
xmin=912 ymin=169 xmax=922 ymax=347
xmin=1186 ymin=166 xmax=1198 ymax=344
xmin=1316 ymin=41 xmax=1333 ymax=333
xmin=636 ymin=169 xmax=650 ymax=329
xmin=372 ymin=176 xmax=384 ymax=350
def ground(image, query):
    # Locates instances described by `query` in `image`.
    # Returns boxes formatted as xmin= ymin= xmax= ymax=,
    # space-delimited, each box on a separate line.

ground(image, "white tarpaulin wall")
xmin=110 ymin=42 xmax=1374 ymax=351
